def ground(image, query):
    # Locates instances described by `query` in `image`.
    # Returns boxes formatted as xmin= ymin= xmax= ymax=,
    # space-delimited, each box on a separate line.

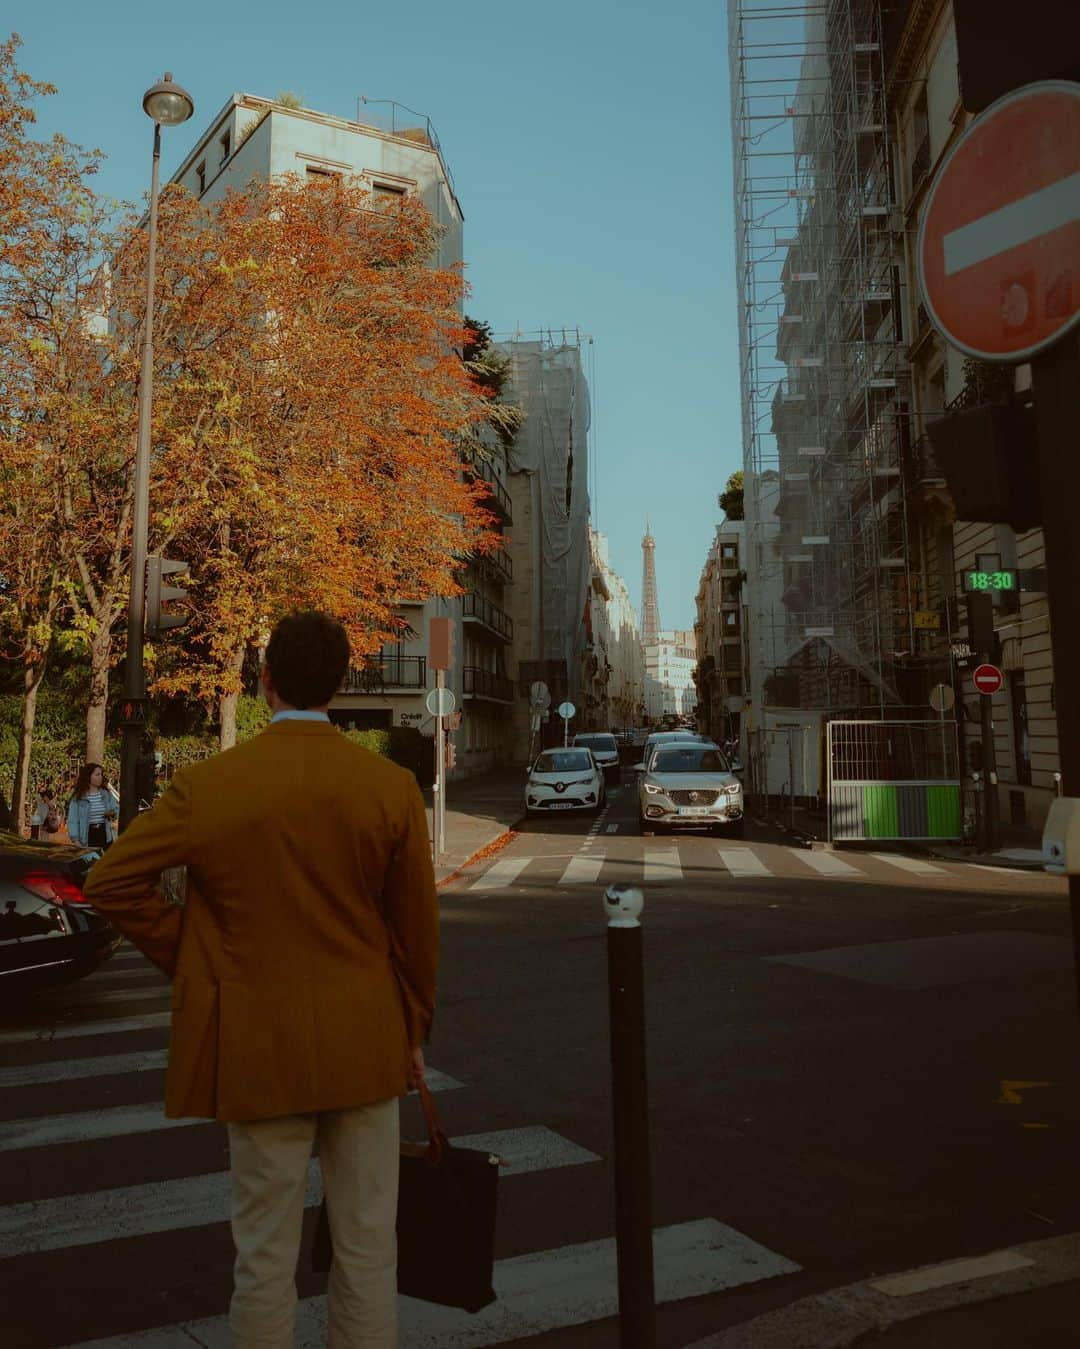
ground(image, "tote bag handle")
xmin=416 ymin=1076 xmax=449 ymax=1164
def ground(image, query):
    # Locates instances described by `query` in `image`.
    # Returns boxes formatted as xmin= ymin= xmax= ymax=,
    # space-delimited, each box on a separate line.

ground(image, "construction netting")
xmin=500 ymin=339 xmax=592 ymax=712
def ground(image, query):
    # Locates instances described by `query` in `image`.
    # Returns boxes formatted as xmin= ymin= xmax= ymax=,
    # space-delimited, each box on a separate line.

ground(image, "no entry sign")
xmin=972 ymin=663 xmax=1004 ymax=696
xmin=918 ymin=81 xmax=1080 ymax=362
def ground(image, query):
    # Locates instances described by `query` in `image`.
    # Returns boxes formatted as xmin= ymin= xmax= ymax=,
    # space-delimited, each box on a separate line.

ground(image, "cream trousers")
xmin=228 ymin=1098 xmax=400 ymax=1348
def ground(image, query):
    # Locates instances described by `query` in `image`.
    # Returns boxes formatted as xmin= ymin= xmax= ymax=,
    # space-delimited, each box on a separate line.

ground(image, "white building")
xmin=644 ymin=630 xmax=697 ymax=723
xmin=170 ymin=94 xmax=516 ymax=775
xmin=583 ymin=531 xmax=644 ymax=731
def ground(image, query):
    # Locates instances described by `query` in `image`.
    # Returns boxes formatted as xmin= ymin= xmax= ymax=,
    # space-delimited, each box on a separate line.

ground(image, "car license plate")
xmin=549 ymin=802 xmax=576 ymax=810
xmin=677 ymin=806 xmax=710 ymax=817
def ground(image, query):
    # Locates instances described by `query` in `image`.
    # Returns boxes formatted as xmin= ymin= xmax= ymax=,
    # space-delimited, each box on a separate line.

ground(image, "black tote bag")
xmin=312 ymin=1079 xmax=500 ymax=1314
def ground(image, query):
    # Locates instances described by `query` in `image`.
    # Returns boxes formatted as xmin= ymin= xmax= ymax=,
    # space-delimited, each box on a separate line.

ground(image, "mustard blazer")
xmin=83 ymin=720 xmax=438 ymax=1123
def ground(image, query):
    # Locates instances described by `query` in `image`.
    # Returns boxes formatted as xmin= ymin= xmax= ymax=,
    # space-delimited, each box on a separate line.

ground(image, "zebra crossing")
xmin=0 ymin=950 xmax=800 ymax=1347
xmin=460 ymin=840 xmax=1022 ymax=893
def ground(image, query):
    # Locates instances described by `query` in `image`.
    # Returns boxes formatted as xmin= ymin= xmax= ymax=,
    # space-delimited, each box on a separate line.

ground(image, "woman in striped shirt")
xmin=67 ymin=763 xmax=119 ymax=850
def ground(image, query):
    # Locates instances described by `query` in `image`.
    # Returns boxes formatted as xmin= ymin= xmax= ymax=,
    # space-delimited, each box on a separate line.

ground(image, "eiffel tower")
xmin=641 ymin=522 xmax=662 ymax=646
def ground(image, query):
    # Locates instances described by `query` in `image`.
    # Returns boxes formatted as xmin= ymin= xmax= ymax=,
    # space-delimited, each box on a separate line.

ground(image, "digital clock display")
xmin=966 ymin=570 xmax=1016 ymax=592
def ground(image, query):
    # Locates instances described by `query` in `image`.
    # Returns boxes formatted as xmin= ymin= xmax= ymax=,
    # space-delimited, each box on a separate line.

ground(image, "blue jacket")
xmin=67 ymin=788 xmax=119 ymax=847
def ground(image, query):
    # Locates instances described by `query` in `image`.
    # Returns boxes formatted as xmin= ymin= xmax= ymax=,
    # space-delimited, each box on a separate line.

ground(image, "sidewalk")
xmin=422 ymin=766 xmax=525 ymax=885
xmin=685 ymin=1232 xmax=1080 ymax=1348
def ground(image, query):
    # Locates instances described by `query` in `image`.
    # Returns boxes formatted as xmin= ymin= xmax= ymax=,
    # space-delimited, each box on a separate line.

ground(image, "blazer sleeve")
xmin=81 ymin=771 xmax=192 ymax=977
xmin=383 ymin=774 xmax=439 ymax=1046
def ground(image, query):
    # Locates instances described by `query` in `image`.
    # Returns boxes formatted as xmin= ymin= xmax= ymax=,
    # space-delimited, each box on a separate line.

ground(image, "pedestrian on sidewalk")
xmin=67 ymin=763 xmax=118 ymax=849
xmin=83 ymin=611 xmax=439 ymax=1349
xmin=29 ymin=787 xmax=61 ymax=841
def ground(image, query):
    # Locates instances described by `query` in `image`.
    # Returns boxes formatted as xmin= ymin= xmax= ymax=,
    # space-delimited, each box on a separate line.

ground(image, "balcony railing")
xmin=467 ymin=457 xmax=512 ymax=524
xmin=463 ymin=666 xmax=515 ymax=703
xmin=462 ymin=590 xmax=514 ymax=641
xmin=471 ymin=546 xmax=512 ymax=585
xmin=342 ymin=654 xmax=426 ymax=693
xmin=910 ymin=133 xmax=930 ymax=191
xmin=905 ymin=434 xmax=945 ymax=486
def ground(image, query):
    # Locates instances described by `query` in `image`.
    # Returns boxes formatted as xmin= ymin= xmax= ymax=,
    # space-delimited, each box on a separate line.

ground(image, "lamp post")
xmin=118 ymin=74 xmax=194 ymax=832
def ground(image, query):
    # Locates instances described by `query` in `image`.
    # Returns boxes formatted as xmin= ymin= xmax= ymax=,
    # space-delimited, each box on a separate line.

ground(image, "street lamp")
xmin=119 ymin=74 xmax=194 ymax=831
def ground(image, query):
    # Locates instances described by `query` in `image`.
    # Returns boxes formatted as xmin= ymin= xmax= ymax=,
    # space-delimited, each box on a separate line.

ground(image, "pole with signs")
xmin=558 ymin=701 xmax=576 ymax=748
xmin=428 ymin=618 xmax=455 ymax=866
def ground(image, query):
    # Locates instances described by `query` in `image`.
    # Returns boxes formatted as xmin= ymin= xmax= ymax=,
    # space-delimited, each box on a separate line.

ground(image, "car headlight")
xmin=723 ymin=782 xmax=741 ymax=795
xmin=643 ymin=782 xmax=663 ymax=796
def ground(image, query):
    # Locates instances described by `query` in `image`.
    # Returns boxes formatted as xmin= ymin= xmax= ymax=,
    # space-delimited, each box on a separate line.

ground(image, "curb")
xmin=436 ymin=816 xmax=525 ymax=891
xmin=682 ymin=1232 xmax=1080 ymax=1349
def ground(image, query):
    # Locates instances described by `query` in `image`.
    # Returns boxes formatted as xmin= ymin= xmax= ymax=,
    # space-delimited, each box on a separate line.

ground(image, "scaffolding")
xmin=729 ymin=0 xmax=919 ymax=727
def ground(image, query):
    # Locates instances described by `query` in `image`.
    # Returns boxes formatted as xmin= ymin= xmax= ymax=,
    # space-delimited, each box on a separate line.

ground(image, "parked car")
xmin=0 ymin=831 xmax=119 ymax=996
xmin=636 ymin=742 xmax=744 ymax=837
xmin=525 ymin=748 xmax=606 ymax=816
xmin=637 ymin=729 xmax=711 ymax=775
xmin=571 ymin=732 xmax=621 ymax=783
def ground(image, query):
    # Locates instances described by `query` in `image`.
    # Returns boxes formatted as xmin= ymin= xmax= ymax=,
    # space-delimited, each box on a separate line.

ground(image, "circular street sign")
xmin=972 ymin=664 xmax=1004 ymax=696
xmin=929 ymin=683 xmax=955 ymax=713
xmin=557 ymin=701 xmax=576 ymax=720
xmin=425 ymin=687 xmax=456 ymax=717
xmin=530 ymin=681 xmax=551 ymax=709
xmin=725 ymin=695 xmax=746 ymax=715
xmin=917 ymin=80 xmax=1080 ymax=363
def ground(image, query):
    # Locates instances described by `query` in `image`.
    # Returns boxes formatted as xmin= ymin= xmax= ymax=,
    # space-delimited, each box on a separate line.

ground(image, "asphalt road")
xmin=1 ymin=781 xmax=1078 ymax=1348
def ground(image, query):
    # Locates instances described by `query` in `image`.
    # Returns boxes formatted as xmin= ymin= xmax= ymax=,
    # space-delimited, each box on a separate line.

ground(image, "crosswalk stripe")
xmin=644 ymin=849 xmax=682 ymax=885
xmin=717 ymin=847 xmax=772 ymax=878
xmin=1 ymin=1126 xmax=597 ymax=1258
xmin=794 ymin=849 xmax=861 ymax=876
xmin=469 ymin=857 xmax=532 ymax=892
xmin=81 ymin=969 xmax=168 ymax=986
xmin=0 ymin=1071 xmax=466 ymax=1150
xmin=0 ymin=1049 xmax=169 ymax=1090
xmin=67 ymin=1218 xmax=800 ymax=1348
xmin=0 ymin=1011 xmax=171 ymax=1046
xmin=31 ymin=986 xmax=169 ymax=1009
xmin=869 ymin=852 xmax=943 ymax=876
xmin=559 ymin=854 xmax=605 ymax=885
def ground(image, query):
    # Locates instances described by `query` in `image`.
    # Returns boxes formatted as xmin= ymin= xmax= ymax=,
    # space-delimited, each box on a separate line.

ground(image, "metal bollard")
xmin=603 ymin=885 xmax=656 ymax=1349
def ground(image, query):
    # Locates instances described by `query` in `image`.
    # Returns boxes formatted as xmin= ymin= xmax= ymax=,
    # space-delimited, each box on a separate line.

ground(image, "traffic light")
xmin=925 ymin=399 xmax=1041 ymax=533
xmin=145 ymin=557 xmax=190 ymax=636
xmin=965 ymin=593 xmax=1001 ymax=663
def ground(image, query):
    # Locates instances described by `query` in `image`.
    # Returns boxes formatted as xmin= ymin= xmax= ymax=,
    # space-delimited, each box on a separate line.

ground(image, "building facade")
xmin=582 ymin=531 xmax=644 ymax=732
xmin=644 ymin=631 xmax=697 ymax=724
xmin=170 ymin=93 xmax=519 ymax=774
xmin=886 ymin=0 xmax=1060 ymax=831
xmin=694 ymin=522 xmax=747 ymax=744
xmin=499 ymin=337 xmax=593 ymax=761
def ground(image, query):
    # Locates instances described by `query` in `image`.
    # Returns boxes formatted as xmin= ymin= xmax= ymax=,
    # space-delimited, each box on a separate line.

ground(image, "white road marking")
xmin=36 ymin=987 xmax=170 ymax=1009
xmin=83 ymin=969 xmax=166 ymax=985
xmin=869 ymin=852 xmax=943 ymax=876
xmin=68 ymin=1219 xmax=800 ymax=1348
xmin=559 ymin=855 xmax=605 ymax=886
xmin=971 ymin=864 xmax=1040 ymax=877
xmin=943 ymin=172 xmax=1080 ymax=276
xmin=468 ymin=857 xmax=533 ymax=892
xmin=0 ymin=1012 xmax=171 ymax=1046
xmin=0 ymin=1071 xmax=465 ymax=1149
xmin=2 ymin=1127 xmax=599 ymax=1258
xmin=871 ymin=1249 xmax=1035 ymax=1297
xmin=644 ymin=849 xmax=682 ymax=885
xmin=794 ymin=849 xmax=861 ymax=876
xmin=718 ymin=848 xmax=772 ymax=878
xmin=0 ymin=1049 xmax=169 ymax=1089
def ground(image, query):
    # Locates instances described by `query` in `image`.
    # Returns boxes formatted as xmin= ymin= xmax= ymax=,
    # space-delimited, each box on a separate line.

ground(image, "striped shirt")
xmin=85 ymin=789 xmax=112 ymax=825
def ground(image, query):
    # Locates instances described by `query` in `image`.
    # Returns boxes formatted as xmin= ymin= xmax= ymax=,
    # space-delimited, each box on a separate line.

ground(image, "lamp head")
xmin=143 ymin=73 xmax=194 ymax=126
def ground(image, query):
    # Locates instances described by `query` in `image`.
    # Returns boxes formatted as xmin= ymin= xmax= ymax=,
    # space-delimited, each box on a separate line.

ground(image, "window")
xmin=720 ymin=543 xmax=739 ymax=567
xmin=196 ymin=161 xmax=206 ymax=194
xmin=306 ymin=165 xmax=340 ymax=183
xmin=373 ymin=181 xmax=406 ymax=199
xmin=219 ymin=130 xmax=231 ymax=165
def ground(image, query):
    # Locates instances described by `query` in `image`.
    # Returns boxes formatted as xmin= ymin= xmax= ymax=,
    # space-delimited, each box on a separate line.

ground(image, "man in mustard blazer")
xmin=84 ymin=611 xmax=438 ymax=1348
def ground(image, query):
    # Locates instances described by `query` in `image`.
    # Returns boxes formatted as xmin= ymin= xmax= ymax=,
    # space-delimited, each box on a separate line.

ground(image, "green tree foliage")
xmin=719 ymin=469 xmax=744 ymax=521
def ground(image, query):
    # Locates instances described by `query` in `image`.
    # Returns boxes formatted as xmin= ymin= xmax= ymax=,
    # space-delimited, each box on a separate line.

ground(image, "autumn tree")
xmin=0 ymin=34 xmax=117 ymax=820
xmin=144 ymin=174 xmax=499 ymax=746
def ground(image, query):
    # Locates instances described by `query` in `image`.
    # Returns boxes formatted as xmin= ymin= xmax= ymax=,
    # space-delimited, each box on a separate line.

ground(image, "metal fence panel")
xmin=827 ymin=720 xmax=961 ymax=842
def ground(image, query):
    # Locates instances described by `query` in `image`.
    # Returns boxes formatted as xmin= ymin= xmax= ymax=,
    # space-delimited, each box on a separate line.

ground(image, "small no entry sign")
xmin=972 ymin=664 xmax=1004 ymax=696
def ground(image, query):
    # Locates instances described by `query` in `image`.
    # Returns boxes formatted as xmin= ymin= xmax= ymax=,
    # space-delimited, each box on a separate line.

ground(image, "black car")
xmin=0 ymin=831 xmax=119 ymax=996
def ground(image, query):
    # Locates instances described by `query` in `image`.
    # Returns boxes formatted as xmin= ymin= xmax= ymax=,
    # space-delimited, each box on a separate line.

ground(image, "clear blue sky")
xmin=9 ymin=0 xmax=742 ymax=631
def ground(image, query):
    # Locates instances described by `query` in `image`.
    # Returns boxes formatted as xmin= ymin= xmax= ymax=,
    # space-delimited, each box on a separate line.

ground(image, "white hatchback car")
xmin=525 ymin=747 xmax=606 ymax=816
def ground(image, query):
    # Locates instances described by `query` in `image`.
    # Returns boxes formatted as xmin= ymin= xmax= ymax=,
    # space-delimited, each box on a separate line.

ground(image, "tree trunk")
xmin=11 ymin=661 xmax=45 ymax=836
xmin=218 ymin=644 xmax=248 ymax=751
xmin=85 ymin=625 xmax=114 ymax=763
